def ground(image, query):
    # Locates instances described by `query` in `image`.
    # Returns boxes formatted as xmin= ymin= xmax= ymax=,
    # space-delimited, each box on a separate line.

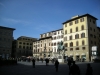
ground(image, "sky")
xmin=0 ymin=0 xmax=100 ymax=39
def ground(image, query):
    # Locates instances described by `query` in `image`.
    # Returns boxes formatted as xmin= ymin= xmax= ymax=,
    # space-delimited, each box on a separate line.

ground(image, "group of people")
xmin=32 ymin=57 xmax=93 ymax=75
xmin=32 ymin=58 xmax=59 ymax=72
xmin=67 ymin=57 xmax=93 ymax=75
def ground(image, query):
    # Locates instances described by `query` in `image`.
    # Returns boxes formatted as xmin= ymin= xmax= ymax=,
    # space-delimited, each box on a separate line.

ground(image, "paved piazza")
xmin=0 ymin=61 xmax=100 ymax=75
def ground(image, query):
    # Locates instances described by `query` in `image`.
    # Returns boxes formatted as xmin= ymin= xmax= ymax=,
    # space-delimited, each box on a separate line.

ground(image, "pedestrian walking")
xmin=45 ymin=58 xmax=49 ymax=66
xmin=54 ymin=59 xmax=59 ymax=72
xmin=32 ymin=58 xmax=35 ymax=68
xmin=67 ymin=58 xmax=72 ymax=70
xmin=69 ymin=61 xmax=80 ymax=75
xmin=85 ymin=63 xmax=93 ymax=75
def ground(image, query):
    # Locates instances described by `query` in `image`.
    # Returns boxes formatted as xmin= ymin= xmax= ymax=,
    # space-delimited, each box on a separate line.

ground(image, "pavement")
xmin=0 ymin=61 xmax=100 ymax=75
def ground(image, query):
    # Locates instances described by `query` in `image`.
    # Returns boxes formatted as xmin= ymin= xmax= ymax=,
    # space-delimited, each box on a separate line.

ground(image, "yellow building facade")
xmin=63 ymin=14 xmax=99 ymax=61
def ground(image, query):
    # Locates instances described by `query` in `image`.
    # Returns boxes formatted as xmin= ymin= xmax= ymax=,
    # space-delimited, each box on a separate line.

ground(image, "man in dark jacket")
xmin=69 ymin=61 xmax=80 ymax=75
xmin=32 ymin=58 xmax=35 ymax=68
xmin=55 ymin=59 xmax=59 ymax=72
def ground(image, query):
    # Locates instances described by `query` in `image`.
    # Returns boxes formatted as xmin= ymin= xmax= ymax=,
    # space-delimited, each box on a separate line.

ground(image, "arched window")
xmin=69 ymin=35 xmax=72 ymax=40
xmin=70 ymin=28 xmax=72 ymax=33
xmin=65 ymin=30 xmax=67 ymax=34
xmin=82 ymin=40 xmax=85 ymax=45
xmin=81 ymin=33 xmax=85 ymax=38
xmin=34 ymin=49 xmax=35 ymax=52
xmin=64 ymin=43 xmax=68 ymax=47
xmin=75 ymin=34 xmax=79 ymax=39
xmin=76 ymin=41 xmax=79 ymax=46
xmin=81 ymin=25 xmax=84 ymax=30
xmin=64 ymin=36 xmax=67 ymax=41
xmin=70 ymin=42 xmax=73 ymax=47
xmin=76 ymin=27 xmax=78 ymax=32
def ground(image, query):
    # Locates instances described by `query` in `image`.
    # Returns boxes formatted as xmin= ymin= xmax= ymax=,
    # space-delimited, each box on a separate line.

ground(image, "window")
xmin=27 ymin=43 xmax=29 ymax=45
xmin=26 ymin=46 xmax=29 ymax=49
xmin=65 ymin=30 xmax=67 ymax=34
xmin=38 ymin=49 xmax=39 ymax=52
xmin=41 ymin=44 xmax=42 ymax=47
xmin=75 ymin=20 xmax=78 ymax=24
xmin=61 ymin=35 xmax=63 ymax=38
xmin=69 ymin=22 xmax=73 ymax=25
xmin=19 ymin=42 xmax=22 ymax=44
xmin=54 ymin=32 xmax=56 ymax=35
xmin=58 ymin=31 xmax=59 ymax=34
xmin=76 ymin=27 xmax=78 ymax=32
xmin=94 ymin=42 xmax=96 ymax=45
xmin=65 ymin=24 xmax=67 ymax=27
xmin=69 ymin=35 xmax=72 ymax=40
xmin=52 ymin=43 xmax=53 ymax=46
xmin=23 ymin=46 xmax=25 ymax=49
xmin=90 ymin=27 xmax=92 ymax=30
xmin=91 ymin=41 xmax=93 ymax=44
xmin=19 ymin=46 xmax=21 ymax=48
xmin=94 ymin=35 xmax=96 ymax=38
xmin=90 ymin=19 xmax=91 ymax=22
xmin=81 ymin=33 xmax=85 ymax=38
xmin=93 ymin=21 xmax=95 ymax=24
xmin=82 ymin=47 xmax=85 ymax=50
xmin=81 ymin=25 xmax=84 ymax=30
xmin=76 ymin=41 xmax=79 ymax=46
xmin=54 ymin=37 xmax=56 ymax=40
xmin=70 ymin=42 xmax=73 ymax=47
xmin=54 ymin=43 xmax=56 ymax=46
xmin=82 ymin=40 xmax=85 ymax=45
xmin=49 ymin=43 xmax=50 ymax=46
xmin=90 ymin=34 xmax=93 ymax=37
xmin=70 ymin=48 xmax=73 ymax=51
xmin=64 ymin=37 xmax=67 ymax=41
xmin=94 ymin=29 xmax=95 ymax=32
xmin=70 ymin=29 xmax=72 ymax=33
xmin=23 ymin=43 xmax=25 ymax=45
xmin=76 ymin=47 xmax=79 ymax=50
xmin=75 ymin=34 xmax=79 ymax=39
xmin=80 ymin=18 xmax=84 ymax=22
xmin=64 ymin=43 xmax=68 ymax=47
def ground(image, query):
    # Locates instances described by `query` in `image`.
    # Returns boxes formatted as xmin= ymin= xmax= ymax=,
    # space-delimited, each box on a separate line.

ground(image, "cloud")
xmin=2 ymin=18 xmax=32 ymax=26
xmin=0 ymin=2 xmax=6 ymax=8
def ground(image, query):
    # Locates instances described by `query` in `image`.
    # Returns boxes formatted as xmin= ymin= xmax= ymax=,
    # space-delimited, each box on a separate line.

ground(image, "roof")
xmin=62 ymin=13 xmax=98 ymax=24
xmin=0 ymin=26 xmax=15 ymax=30
xmin=18 ymin=36 xmax=37 ymax=39
xmin=40 ymin=28 xmax=63 ymax=35
xmin=39 ymin=36 xmax=52 ymax=40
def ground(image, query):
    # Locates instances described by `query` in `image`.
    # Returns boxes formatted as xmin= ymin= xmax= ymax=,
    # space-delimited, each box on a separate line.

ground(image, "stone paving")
xmin=0 ymin=61 xmax=100 ymax=75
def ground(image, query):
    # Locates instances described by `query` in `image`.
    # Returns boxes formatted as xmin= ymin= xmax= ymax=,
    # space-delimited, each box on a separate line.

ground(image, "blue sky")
xmin=0 ymin=0 xmax=100 ymax=39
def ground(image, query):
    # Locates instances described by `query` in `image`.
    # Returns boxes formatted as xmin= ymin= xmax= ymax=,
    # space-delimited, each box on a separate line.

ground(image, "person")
xmin=41 ymin=58 xmax=43 ymax=63
xmin=32 ymin=58 xmax=35 ymax=68
xmin=85 ymin=63 xmax=93 ymax=75
xmin=55 ymin=59 xmax=59 ymax=72
xmin=69 ymin=61 xmax=80 ymax=75
xmin=45 ymin=58 xmax=49 ymax=66
xmin=67 ymin=58 xmax=72 ymax=70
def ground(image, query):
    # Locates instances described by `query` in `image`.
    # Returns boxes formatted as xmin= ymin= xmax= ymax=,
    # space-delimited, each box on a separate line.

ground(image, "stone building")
xmin=0 ymin=26 xmax=15 ymax=59
xmin=63 ymin=14 xmax=100 ymax=61
xmin=12 ymin=36 xmax=37 ymax=58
